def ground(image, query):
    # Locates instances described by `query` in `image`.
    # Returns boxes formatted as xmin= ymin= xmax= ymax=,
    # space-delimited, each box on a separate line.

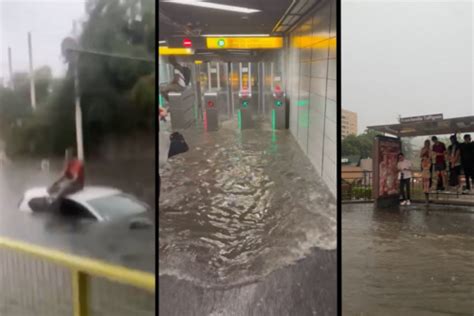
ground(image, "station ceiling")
xmin=158 ymin=0 xmax=293 ymax=40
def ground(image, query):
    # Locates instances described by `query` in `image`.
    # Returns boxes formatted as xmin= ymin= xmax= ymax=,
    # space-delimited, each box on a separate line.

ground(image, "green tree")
xmin=342 ymin=130 xmax=381 ymax=158
xmin=1 ymin=0 xmax=156 ymax=157
xmin=49 ymin=0 xmax=156 ymax=155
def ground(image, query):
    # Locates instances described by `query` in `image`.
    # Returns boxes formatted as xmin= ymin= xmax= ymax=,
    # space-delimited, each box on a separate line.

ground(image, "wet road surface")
xmin=343 ymin=203 xmax=474 ymax=316
xmin=159 ymin=120 xmax=337 ymax=315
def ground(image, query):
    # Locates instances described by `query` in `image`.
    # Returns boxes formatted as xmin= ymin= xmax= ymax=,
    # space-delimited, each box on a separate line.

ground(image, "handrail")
xmin=0 ymin=236 xmax=155 ymax=293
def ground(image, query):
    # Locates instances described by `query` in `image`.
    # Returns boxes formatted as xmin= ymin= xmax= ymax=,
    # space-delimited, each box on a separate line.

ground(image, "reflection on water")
xmin=343 ymin=203 xmax=474 ymax=315
xmin=159 ymin=122 xmax=336 ymax=287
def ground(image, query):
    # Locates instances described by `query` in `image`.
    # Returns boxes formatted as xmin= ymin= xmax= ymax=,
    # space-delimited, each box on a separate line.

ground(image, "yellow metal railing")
xmin=0 ymin=236 xmax=155 ymax=316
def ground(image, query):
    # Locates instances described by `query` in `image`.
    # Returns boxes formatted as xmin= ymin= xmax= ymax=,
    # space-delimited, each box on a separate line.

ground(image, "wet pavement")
xmin=159 ymin=120 xmax=337 ymax=315
xmin=342 ymin=203 xmax=474 ymax=316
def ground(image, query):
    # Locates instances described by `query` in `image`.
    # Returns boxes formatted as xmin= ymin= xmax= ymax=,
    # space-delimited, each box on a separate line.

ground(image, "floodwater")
xmin=159 ymin=120 xmax=337 ymax=314
xmin=342 ymin=203 xmax=474 ymax=316
xmin=0 ymin=157 xmax=155 ymax=271
xmin=0 ymin=156 xmax=156 ymax=315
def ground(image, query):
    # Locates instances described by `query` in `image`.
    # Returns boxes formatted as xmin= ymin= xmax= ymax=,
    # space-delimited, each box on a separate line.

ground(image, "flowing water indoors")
xmin=159 ymin=121 xmax=337 ymax=314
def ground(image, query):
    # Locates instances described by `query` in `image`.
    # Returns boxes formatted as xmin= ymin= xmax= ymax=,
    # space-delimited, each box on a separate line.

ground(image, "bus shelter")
xmin=367 ymin=115 xmax=474 ymax=208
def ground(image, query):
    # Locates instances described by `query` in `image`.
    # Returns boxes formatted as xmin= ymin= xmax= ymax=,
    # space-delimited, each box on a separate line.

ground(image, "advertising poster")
xmin=373 ymin=136 xmax=402 ymax=205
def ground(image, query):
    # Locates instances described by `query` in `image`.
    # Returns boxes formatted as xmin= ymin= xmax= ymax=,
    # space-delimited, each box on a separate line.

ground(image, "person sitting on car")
xmin=47 ymin=147 xmax=84 ymax=203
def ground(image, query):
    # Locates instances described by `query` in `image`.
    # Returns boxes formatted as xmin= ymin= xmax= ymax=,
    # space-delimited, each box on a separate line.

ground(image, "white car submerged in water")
xmin=19 ymin=186 xmax=152 ymax=226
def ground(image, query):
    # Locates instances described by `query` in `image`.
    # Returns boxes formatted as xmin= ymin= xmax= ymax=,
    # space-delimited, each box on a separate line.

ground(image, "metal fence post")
xmin=73 ymin=270 xmax=89 ymax=316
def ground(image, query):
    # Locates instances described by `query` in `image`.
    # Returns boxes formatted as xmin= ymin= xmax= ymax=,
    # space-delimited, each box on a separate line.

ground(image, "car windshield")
xmin=87 ymin=194 xmax=147 ymax=220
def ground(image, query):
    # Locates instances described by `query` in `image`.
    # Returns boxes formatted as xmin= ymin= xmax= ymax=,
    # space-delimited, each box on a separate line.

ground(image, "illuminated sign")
xmin=183 ymin=38 xmax=192 ymax=48
xmin=167 ymin=37 xmax=206 ymax=49
xmin=207 ymin=37 xmax=283 ymax=49
xmin=194 ymin=60 xmax=203 ymax=64
xmin=292 ymin=36 xmax=336 ymax=49
xmin=217 ymin=39 xmax=226 ymax=47
xmin=159 ymin=47 xmax=193 ymax=55
xmin=242 ymin=100 xmax=249 ymax=108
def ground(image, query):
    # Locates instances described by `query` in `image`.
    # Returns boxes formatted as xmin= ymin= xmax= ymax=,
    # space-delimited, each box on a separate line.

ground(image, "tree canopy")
xmin=341 ymin=130 xmax=380 ymax=159
xmin=342 ymin=130 xmax=415 ymax=161
xmin=1 ymin=0 xmax=155 ymax=157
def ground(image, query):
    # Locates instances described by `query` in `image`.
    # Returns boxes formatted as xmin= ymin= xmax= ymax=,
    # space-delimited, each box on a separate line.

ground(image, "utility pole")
xmin=73 ymin=58 xmax=84 ymax=161
xmin=8 ymin=47 xmax=13 ymax=90
xmin=28 ymin=32 xmax=37 ymax=110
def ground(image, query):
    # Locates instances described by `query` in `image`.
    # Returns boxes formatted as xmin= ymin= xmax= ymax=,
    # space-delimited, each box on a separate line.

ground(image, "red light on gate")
xmin=183 ymin=38 xmax=192 ymax=48
xmin=207 ymin=100 xmax=214 ymax=108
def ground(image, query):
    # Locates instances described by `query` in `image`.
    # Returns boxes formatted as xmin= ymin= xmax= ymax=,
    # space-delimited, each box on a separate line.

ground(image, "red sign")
xmin=183 ymin=38 xmax=192 ymax=48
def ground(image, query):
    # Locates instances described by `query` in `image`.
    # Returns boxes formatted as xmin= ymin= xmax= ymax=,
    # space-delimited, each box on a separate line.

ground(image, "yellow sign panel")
xmin=159 ymin=47 xmax=194 ymax=55
xmin=292 ymin=36 xmax=337 ymax=49
xmin=194 ymin=60 xmax=203 ymax=64
xmin=206 ymin=37 xmax=283 ymax=49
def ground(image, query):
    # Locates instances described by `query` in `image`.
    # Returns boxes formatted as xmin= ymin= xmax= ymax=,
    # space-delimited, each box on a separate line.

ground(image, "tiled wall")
xmin=286 ymin=0 xmax=337 ymax=197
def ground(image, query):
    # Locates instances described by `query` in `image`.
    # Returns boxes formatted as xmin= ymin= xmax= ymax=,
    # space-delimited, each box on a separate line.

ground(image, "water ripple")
xmin=160 ymin=124 xmax=336 ymax=287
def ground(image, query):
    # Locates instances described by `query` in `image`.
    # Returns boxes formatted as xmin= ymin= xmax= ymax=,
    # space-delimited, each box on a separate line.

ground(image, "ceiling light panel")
xmin=162 ymin=0 xmax=260 ymax=14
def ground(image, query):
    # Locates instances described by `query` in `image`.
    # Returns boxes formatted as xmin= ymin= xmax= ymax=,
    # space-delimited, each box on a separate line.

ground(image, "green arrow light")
xmin=242 ymin=100 xmax=248 ymax=108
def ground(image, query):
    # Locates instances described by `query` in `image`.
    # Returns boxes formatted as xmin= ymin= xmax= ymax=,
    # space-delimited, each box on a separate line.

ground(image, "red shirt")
xmin=432 ymin=142 xmax=446 ymax=164
xmin=65 ymin=159 xmax=85 ymax=186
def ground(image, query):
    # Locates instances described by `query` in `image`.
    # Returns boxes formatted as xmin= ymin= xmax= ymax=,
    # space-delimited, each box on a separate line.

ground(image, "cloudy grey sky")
xmin=342 ymin=0 xmax=473 ymax=134
xmin=0 ymin=0 xmax=86 ymax=80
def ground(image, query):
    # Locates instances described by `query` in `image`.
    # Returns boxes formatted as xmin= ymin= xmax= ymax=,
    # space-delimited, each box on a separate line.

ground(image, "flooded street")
xmin=342 ymin=203 xmax=474 ymax=315
xmin=159 ymin=121 xmax=336 ymax=315
xmin=0 ymin=156 xmax=156 ymax=315
xmin=0 ymin=157 xmax=155 ymax=271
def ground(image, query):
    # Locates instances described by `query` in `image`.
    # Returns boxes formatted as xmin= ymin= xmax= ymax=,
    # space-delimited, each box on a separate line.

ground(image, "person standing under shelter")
xmin=420 ymin=140 xmax=432 ymax=203
xmin=431 ymin=136 xmax=447 ymax=191
xmin=447 ymin=135 xmax=462 ymax=192
xmin=460 ymin=134 xmax=474 ymax=193
xmin=397 ymin=153 xmax=413 ymax=206
xmin=420 ymin=139 xmax=432 ymax=189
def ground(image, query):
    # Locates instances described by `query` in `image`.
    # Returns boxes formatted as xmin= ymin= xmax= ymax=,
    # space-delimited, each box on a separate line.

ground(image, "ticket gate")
xmin=168 ymin=88 xmax=195 ymax=130
xmin=238 ymin=90 xmax=254 ymax=129
xmin=203 ymin=91 xmax=219 ymax=131
xmin=272 ymin=92 xmax=286 ymax=129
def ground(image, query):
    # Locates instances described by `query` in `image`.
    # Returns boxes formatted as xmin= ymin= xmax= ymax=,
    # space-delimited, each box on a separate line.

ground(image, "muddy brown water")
xmin=343 ymin=203 xmax=474 ymax=316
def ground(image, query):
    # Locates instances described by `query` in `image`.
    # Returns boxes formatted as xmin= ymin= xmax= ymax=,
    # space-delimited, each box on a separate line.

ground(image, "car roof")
xmin=66 ymin=186 xmax=122 ymax=203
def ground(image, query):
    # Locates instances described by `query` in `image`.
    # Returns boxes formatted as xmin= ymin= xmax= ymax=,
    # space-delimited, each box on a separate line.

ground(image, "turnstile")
xmin=238 ymin=90 xmax=253 ymax=129
xmin=168 ymin=88 xmax=195 ymax=130
xmin=203 ymin=91 xmax=219 ymax=131
xmin=272 ymin=92 xmax=286 ymax=129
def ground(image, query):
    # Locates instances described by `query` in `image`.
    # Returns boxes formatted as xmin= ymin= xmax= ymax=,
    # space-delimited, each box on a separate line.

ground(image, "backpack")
xmin=168 ymin=132 xmax=189 ymax=158
xmin=182 ymin=66 xmax=191 ymax=86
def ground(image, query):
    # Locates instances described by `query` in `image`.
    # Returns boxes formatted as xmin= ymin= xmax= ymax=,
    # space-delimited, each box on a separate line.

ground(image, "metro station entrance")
xmin=160 ymin=53 xmax=286 ymax=132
